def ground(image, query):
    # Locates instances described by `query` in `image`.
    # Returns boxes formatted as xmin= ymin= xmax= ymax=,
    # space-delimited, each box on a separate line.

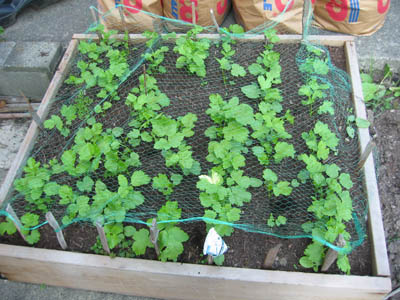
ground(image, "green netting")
xmin=0 ymin=2 xmax=370 ymax=267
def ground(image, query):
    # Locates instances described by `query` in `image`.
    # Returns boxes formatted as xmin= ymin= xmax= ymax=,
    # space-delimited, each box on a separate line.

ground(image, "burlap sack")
xmin=233 ymin=0 xmax=315 ymax=34
xmin=97 ymin=0 xmax=163 ymax=32
xmin=314 ymin=0 xmax=390 ymax=36
xmin=163 ymin=0 xmax=231 ymax=27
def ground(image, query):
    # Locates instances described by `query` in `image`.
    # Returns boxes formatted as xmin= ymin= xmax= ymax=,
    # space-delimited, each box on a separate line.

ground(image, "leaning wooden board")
xmin=0 ymin=34 xmax=392 ymax=300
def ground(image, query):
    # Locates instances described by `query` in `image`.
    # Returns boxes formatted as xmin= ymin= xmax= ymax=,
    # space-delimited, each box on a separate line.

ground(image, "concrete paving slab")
xmin=0 ymin=42 xmax=16 ymax=66
xmin=0 ymin=70 xmax=50 ymax=99
xmin=0 ymin=41 xmax=62 ymax=99
xmin=2 ymin=0 xmax=97 ymax=47
xmin=2 ymin=41 xmax=61 ymax=73
xmin=355 ymin=0 xmax=400 ymax=72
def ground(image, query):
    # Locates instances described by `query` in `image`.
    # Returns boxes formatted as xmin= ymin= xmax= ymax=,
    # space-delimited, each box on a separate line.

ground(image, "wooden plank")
xmin=0 ymin=245 xmax=391 ymax=300
xmin=0 ymin=103 xmax=39 ymax=113
xmin=72 ymin=33 xmax=353 ymax=46
xmin=0 ymin=113 xmax=31 ymax=119
xmin=345 ymin=41 xmax=391 ymax=278
xmin=0 ymin=39 xmax=78 ymax=207
xmin=0 ymin=96 xmax=41 ymax=104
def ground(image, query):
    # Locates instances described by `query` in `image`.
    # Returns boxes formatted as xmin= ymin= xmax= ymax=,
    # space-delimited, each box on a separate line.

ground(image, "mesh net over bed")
xmin=0 ymin=2 xmax=369 ymax=265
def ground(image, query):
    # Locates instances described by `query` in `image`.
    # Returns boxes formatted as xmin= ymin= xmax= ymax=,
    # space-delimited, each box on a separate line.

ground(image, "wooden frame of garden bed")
xmin=0 ymin=34 xmax=392 ymax=300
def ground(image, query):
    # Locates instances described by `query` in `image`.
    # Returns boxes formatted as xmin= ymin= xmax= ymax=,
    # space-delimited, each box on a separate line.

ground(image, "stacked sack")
xmin=97 ymin=0 xmax=231 ymax=32
xmin=233 ymin=0 xmax=316 ymax=34
xmin=232 ymin=0 xmax=390 ymax=36
xmin=163 ymin=0 xmax=231 ymax=27
xmin=313 ymin=0 xmax=391 ymax=36
xmin=97 ymin=0 xmax=163 ymax=31
xmin=97 ymin=0 xmax=390 ymax=36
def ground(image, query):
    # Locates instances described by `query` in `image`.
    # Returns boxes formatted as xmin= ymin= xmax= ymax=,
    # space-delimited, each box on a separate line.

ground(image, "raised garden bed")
xmin=0 ymin=33 xmax=392 ymax=299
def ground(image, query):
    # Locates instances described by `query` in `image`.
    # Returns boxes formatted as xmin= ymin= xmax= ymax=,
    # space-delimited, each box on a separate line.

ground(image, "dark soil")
xmin=0 ymin=39 xmax=373 ymax=277
xmin=371 ymin=109 xmax=400 ymax=292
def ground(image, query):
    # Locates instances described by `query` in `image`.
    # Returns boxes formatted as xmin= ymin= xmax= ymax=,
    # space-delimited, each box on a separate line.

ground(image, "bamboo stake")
xmin=6 ymin=204 xmax=27 ymax=242
xmin=118 ymin=5 xmax=129 ymax=34
xmin=302 ymin=0 xmax=313 ymax=41
xmin=90 ymin=7 xmax=103 ymax=40
xmin=95 ymin=220 xmax=111 ymax=254
xmin=192 ymin=2 xmax=196 ymax=25
xmin=149 ymin=218 xmax=160 ymax=256
xmin=209 ymin=9 xmax=220 ymax=33
xmin=20 ymin=91 xmax=44 ymax=130
xmin=357 ymin=139 xmax=375 ymax=171
xmin=143 ymin=65 xmax=147 ymax=95
xmin=45 ymin=212 xmax=67 ymax=250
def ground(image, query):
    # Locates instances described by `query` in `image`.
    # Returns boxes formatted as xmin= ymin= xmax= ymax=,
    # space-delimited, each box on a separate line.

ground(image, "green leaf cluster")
xmin=44 ymin=115 xmax=70 ymax=137
xmin=125 ymin=74 xmax=199 ymax=175
xmin=174 ymin=27 xmax=210 ymax=77
xmin=267 ymin=213 xmax=287 ymax=227
xmin=0 ymin=218 xmax=17 ymax=235
xmin=361 ymin=66 xmax=399 ymax=112
xmin=152 ymin=173 xmax=182 ymax=197
xmin=301 ymin=121 xmax=339 ymax=160
xmin=14 ymin=158 xmax=53 ymax=212
xmin=66 ymin=26 xmax=129 ymax=101
xmin=298 ymin=77 xmax=329 ymax=115
xmin=298 ymin=151 xmax=353 ymax=273
xmin=154 ymin=201 xmax=189 ymax=262
xmin=263 ymin=168 xmax=293 ymax=197
xmin=216 ymin=36 xmax=246 ymax=85
xmin=143 ymin=45 xmax=169 ymax=74
xmin=20 ymin=213 xmax=41 ymax=245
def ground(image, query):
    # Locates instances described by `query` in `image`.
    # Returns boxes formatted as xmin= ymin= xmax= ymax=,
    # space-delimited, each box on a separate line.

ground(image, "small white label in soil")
xmin=203 ymin=227 xmax=228 ymax=257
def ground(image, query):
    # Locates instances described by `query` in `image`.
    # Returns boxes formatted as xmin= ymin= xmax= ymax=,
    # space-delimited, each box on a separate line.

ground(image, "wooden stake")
xmin=263 ymin=243 xmax=282 ymax=269
xmin=321 ymin=235 xmax=345 ymax=272
xmin=209 ymin=9 xmax=220 ymax=33
xmin=90 ymin=7 xmax=103 ymax=41
xmin=207 ymin=255 xmax=214 ymax=265
xmin=357 ymin=139 xmax=375 ymax=171
xmin=95 ymin=220 xmax=110 ymax=255
xmin=302 ymin=0 xmax=313 ymax=41
xmin=20 ymin=91 xmax=44 ymax=131
xmin=149 ymin=218 xmax=160 ymax=256
xmin=191 ymin=2 xmax=196 ymax=25
xmin=5 ymin=204 xmax=27 ymax=242
xmin=118 ymin=5 xmax=129 ymax=34
xmin=45 ymin=212 xmax=67 ymax=250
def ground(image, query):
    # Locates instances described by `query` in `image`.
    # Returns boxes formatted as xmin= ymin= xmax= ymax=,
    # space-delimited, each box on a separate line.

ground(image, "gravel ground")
xmin=0 ymin=119 xmax=30 ymax=185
